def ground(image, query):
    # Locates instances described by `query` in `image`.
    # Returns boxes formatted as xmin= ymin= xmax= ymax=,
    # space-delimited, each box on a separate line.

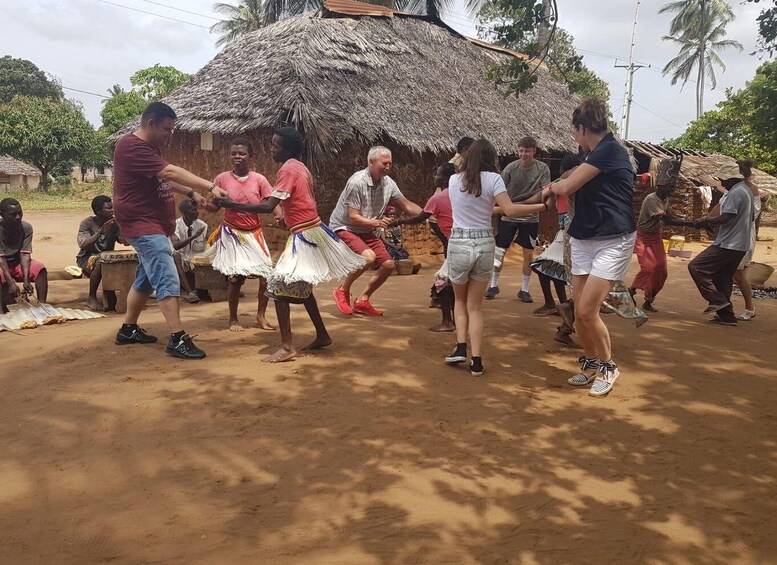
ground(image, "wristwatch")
xmin=187 ymin=189 xmax=195 ymax=198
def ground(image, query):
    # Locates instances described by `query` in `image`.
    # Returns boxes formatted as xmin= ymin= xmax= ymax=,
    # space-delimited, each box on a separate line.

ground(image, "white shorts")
xmin=570 ymin=232 xmax=636 ymax=281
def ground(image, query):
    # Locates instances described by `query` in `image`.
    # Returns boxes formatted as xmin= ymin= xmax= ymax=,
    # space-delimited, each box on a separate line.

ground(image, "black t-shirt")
xmin=568 ymin=133 xmax=636 ymax=240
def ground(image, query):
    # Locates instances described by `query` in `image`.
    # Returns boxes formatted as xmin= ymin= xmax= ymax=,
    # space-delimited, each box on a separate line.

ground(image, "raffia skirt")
xmin=267 ymin=218 xmax=366 ymax=303
xmin=207 ymin=223 xmax=274 ymax=279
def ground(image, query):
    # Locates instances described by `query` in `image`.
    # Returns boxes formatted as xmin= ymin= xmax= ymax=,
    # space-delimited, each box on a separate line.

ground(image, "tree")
xmin=0 ymin=96 xmax=100 ymax=190
xmin=100 ymin=90 xmax=147 ymax=134
xmin=660 ymin=0 xmax=743 ymax=118
xmin=745 ymin=0 xmax=777 ymax=55
xmin=668 ymin=60 xmax=777 ymax=174
xmin=478 ymin=3 xmax=611 ymax=110
xmin=130 ymin=64 xmax=190 ymax=101
xmin=105 ymin=83 xmax=125 ymax=98
xmin=211 ymin=0 xmax=267 ymax=46
xmin=0 ymin=56 xmax=63 ymax=104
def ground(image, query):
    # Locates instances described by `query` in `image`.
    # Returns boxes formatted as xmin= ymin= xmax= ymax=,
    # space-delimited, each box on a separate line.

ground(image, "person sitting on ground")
xmin=377 ymin=206 xmax=410 ymax=261
xmin=395 ymin=162 xmax=457 ymax=332
xmin=0 ymin=198 xmax=48 ymax=313
xmin=76 ymin=195 xmax=123 ymax=311
xmin=171 ymin=199 xmax=208 ymax=304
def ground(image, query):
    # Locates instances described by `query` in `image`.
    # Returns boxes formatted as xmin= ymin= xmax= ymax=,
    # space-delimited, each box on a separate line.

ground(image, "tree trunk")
xmin=38 ymin=166 xmax=51 ymax=192
xmin=536 ymin=0 xmax=553 ymax=58
xmin=697 ymin=49 xmax=705 ymax=118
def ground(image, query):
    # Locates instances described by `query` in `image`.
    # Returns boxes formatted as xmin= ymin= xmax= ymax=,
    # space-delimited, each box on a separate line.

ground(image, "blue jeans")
xmin=127 ymin=234 xmax=180 ymax=301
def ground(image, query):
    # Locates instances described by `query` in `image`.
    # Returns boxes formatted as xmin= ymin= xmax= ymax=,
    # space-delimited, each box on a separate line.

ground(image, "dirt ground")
xmin=2 ymin=211 xmax=777 ymax=564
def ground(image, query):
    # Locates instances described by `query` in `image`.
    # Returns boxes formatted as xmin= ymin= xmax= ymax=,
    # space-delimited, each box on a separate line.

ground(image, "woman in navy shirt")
xmin=549 ymin=99 xmax=636 ymax=397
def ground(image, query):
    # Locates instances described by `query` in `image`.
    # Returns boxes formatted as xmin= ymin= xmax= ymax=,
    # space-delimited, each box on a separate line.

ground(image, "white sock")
xmin=490 ymin=272 xmax=500 ymax=288
xmin=521 ymin=275 xmax=530 ymax=293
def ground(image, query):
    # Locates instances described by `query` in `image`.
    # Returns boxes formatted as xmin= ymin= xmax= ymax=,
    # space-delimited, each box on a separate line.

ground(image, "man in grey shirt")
xmin=688 ymin=163 xmax=753 ymax=325
xmin=330 ymin=146 xmax=422 ymax=317
xmin=486 ymin=136 xmax=550 ymax=304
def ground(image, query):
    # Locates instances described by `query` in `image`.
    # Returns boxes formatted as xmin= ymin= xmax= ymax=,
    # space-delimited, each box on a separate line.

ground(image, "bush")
xmin=55 ymin=175 xmax=72 ymax=186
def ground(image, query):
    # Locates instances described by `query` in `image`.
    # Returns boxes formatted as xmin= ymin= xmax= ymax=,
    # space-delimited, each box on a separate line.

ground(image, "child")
xmin=209 ymin=138 xmax=281 ymax=331
xmin=171 ymin=200 xmax=208 ymax=303
xmin=378 ymin=206 xmax=409 ymax=260
xmin=215 ymin=128 xmax=365 ymax=362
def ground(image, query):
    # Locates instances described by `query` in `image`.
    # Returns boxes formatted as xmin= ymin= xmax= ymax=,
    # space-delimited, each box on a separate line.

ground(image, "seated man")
xmin=77 ymin=195 xmax=122 ymax=311
xmin=171 ymin=200 xmax=208 ymax=303
xmin=0 ymin=198 xmax=48 ymax=313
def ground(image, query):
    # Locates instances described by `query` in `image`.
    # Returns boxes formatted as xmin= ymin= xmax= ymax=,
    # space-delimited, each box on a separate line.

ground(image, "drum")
xmin=99 ymin=250 xmax=139 ymax=313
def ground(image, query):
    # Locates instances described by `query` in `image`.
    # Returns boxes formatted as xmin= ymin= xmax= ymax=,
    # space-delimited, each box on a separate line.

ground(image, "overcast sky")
xmin=0 ymin=0 xmax=769 ymax=143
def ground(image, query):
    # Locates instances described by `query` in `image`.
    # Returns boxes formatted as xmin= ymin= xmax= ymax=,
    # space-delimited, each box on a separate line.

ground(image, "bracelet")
xmin=187 ymin=189 xmax=195 ymax=198
xmin=209 ymin=184 xmax=218 ymax=193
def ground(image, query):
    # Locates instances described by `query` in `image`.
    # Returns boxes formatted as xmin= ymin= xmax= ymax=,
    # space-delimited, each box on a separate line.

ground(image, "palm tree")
xmin=660 ymin=0 xmax=743 ymax=118
xmin=210 ymin=0 xmax=464 ymax=46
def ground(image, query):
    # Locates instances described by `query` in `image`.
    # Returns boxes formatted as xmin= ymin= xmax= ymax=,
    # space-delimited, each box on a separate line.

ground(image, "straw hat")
xmin=714 ymin=163 xmax=745 ymax=181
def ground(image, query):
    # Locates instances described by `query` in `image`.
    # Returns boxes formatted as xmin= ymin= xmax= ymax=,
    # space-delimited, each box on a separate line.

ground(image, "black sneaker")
xmin=166 ymin=333 xmax=206 ymax=359
xmin=484 ymin=286 xmax=500 ymax=299
xmin=517 ymin=291 xmax=533 ymax=303
xmin=470 ymin=358 xmax=484 ymax=377
xmin=445 ymin=344 xmax=467 ymax=364
xmin=115 ymin=326 xmax=158 ymax=345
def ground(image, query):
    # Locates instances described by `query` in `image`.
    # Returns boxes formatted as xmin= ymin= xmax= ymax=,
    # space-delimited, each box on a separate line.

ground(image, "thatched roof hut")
xmin=0 ymin=156 xmax=41 ymax=192
xmin=625 ymin=140 xmax=777 ymax=241
xmin=114 ymin=0 xmax=579 ymax=243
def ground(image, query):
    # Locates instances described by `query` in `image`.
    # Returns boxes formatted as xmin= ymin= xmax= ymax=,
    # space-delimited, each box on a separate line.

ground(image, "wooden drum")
xmin=100 ymin=250 xmax=139 ymax=313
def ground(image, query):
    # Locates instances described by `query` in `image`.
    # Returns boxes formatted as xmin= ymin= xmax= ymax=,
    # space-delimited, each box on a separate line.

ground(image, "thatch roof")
xmin=625 ymin=141 xmax=777 ymax=196
xmin=115 ymin=0 xmax=579 ymax=161
xmin=0 ymin=156 xmax=41 ymax=177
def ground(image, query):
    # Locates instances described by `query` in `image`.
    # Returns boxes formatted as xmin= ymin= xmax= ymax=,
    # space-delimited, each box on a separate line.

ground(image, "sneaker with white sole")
xmin=737 ymin=309 xmax=755 ymax=321
xmin=445 ymin=344 xmax=467 ymax=364
xmin=568 ymin=355 xmax=600 ymax=386
xmin=589 ymin=361 xmax=619 ymax=397
xmin=470 ymin=358 xmax=484 ymax=376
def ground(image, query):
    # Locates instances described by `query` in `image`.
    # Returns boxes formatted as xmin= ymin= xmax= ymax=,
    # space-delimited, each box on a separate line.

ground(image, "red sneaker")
xmin=353 ymin=298 xmax=383 ymax=316
xmin=333 ymin=288 xmax=353 ymax=315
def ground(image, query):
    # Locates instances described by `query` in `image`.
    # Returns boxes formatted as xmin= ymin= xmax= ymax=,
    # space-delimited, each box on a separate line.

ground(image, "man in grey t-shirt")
xmin=688 ymin=163 xmax=753 ymax=325
xmin=330 ymin=146 xmax=422 ymax=317
xmin=486 ymin=136 xmax=550 ymax=304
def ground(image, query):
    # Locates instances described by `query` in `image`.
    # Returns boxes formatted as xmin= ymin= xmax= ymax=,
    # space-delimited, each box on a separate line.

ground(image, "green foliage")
xmin=668 ymin=60 xmax=777 ymax=174
xmin=0 ymin=96 xmax=99 ymax=190
xmin=479 ymin=3 xmax=611 ymax=110
xmin=100 ymin=90 xmax=147 ymax=134
xmin=476 ymin=0 xmax=554 ymax=97
xmin=55 ymin=175 xmax=72 ymax=186
xmin=746 ymin=0 xmax=777 ymax=55
xmin=660 ymin=0 xmax=743 ymax=118
xmin=0 ymin=56 xmax=63 ymax=104
xmin=130 ymin=64 xmax=189 ymax=101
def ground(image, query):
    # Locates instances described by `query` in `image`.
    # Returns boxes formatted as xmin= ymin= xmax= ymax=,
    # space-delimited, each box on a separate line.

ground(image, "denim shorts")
xmin=447 ymin=228 xmax=495 ymax=285
xmin=127 ymin=234 xmax=180 ymax=301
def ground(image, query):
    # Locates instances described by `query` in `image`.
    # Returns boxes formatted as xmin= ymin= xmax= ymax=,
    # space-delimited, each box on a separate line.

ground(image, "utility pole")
xmin=615 ymin=0 xmax=646 ymax=140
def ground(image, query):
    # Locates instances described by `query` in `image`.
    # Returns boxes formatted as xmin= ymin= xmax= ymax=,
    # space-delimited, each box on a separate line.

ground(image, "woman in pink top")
xmin=209 ymin=139 xmax=281 ymax=331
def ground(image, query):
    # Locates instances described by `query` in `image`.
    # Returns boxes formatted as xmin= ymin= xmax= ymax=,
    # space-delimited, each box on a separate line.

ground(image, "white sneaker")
xmin=737 ymin=309 xmax=755 ymax=321
xmin=589 ymin=361 xmax=619 ymax=397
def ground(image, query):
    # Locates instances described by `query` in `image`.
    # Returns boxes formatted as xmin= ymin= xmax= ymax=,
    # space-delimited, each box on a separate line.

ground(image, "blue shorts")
xmin=127 ymin=234 xmax=180 ymax=301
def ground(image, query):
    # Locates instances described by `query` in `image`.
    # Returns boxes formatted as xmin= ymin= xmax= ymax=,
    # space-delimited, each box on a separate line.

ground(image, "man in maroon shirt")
xmin=112 ymin=102 xmax=227 ymax=360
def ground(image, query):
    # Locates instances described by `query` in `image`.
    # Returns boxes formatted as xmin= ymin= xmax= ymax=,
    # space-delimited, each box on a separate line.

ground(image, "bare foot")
xmin=428 ymin=322 xmax=455 ymax=332
xmin=262 ymin=347 xmax=297 ymax=363
xmin=86 ymin=297 xmax=104 ymax=312
xmin=255 ymin=316 xmax=276 ymax=331
xmin=303 ymin=336 xmax=333 ymax=350
xmin=229 ymin=319 xmax=244 ymax=332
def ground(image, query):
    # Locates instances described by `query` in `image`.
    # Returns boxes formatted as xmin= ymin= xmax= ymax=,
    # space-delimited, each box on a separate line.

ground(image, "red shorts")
xmin=0 ymin=258 xmax=46 ymax=284
xmin=336 ymin=230 xmax=392 ymax=268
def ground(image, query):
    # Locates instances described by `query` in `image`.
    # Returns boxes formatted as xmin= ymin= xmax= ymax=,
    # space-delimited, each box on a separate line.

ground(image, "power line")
xmin=94 ymin=0 xmax=211 ymax=28
xmin=135 ymin=0 xmax=220 ymax=21
xmin=632 ymin=100 xmax=686 ymax=128
xmin=63 ymin=86 xmax=110 ymax=99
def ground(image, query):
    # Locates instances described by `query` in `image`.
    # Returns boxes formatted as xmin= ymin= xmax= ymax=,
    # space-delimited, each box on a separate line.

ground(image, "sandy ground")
xmin=2 ymin=211 xmax=777 ymax=564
